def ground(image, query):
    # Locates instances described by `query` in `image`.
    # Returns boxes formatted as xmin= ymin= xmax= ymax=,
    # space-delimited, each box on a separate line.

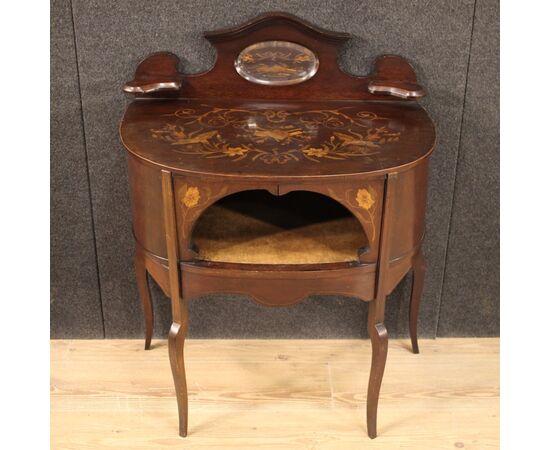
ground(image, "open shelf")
xmin=192 ymin=190 xmax=367 ymax=265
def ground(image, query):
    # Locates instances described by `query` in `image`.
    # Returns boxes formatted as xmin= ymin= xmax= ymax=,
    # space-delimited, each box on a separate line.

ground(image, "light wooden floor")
xmin=51 ymin=338 xmax=499 ymax=449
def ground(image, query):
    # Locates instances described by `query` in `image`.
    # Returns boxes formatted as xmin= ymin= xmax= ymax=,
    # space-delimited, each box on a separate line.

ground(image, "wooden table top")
xmin=120 ymin=98 xmax=435 ymax=179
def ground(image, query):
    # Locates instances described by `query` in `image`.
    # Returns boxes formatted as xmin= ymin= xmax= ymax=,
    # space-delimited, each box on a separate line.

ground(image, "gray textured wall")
xmin=51 ymin=0 xmax=499 ymax=339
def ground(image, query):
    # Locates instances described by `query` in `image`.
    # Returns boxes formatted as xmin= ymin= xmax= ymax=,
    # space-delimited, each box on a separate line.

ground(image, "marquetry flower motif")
xmin=356 ymin=188 xmax=375 ymax=211
xmin=223 ymin=146 xmax=249 ymax=157
xmin=302 ymin=147 xmax=329 ymax=157
xmin=182 ymin=186 xmax=200 ymax=208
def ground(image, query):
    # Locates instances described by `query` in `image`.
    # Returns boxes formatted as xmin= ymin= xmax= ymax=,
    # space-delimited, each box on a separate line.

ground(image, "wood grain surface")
xmin=51 ymin=338 xmax=499 ymax=449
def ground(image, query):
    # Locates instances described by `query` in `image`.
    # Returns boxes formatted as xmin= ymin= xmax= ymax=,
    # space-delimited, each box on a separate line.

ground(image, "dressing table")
xmin=120 ymin=12 xmax=435 ymax=439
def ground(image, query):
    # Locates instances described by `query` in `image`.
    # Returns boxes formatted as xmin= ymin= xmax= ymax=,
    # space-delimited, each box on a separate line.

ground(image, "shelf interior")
xmin=192 ymin=190 xmax=367 ymax=264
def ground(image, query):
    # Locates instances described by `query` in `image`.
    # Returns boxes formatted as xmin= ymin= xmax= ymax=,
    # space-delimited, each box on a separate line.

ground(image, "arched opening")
xmin=191 ymin=190 xmax=368 ymax=264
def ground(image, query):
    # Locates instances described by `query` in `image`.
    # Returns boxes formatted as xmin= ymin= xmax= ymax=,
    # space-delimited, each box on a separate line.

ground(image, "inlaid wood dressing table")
xmin=120 ymin=12 xmax=435 ymax=439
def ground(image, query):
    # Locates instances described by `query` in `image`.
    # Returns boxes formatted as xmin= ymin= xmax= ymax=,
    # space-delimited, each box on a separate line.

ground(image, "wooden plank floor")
xmin=51 ymin=338 xmax=499 ymax=449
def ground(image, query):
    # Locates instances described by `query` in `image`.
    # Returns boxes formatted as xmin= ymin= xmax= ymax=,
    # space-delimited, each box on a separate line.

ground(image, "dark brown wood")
xmin=161 ymin=170 xmax=181 ymax=306
xmin=123 ymin=13 xmax=424 ymax=102
xmin=182 ymin=263 xmax=376 ymax=307
xmin=134 ymin=247 xmax=153 ymax=350
xmin=366 ymin=172 xmax=396 ymax=439
xmin=171 ymin=176 xmax=385 ymax=264
xmin=162 ymin=170 xmax=189 ymax=437
xmin=368 ymin=55 xmax=425 ymax=98
xmin=368 ymin=80 xmax=424 ymax=99
xmin=119 ymin=12 xmax=436 ymax=439
xmin=409 ymin=250 xmax=427 ymax=354
xmin=123 ymin=52 xmax=183 ymax=94
xmin=121 ymin=99 xmax=435 ymax=179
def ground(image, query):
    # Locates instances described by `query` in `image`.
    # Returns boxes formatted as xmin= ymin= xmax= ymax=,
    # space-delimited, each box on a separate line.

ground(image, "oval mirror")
xmin=235 ymin=41 xmax=319 ymax=86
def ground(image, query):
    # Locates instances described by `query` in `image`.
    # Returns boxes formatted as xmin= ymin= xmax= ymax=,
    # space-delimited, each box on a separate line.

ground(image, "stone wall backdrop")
xmin=51 ymin=0 xmax=499 ymax=339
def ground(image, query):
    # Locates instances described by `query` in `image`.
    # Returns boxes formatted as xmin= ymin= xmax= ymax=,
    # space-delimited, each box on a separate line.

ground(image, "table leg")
xmin=409 ymin=250 xmax=426 ymax=354
xmin=168 ymin=299 xmax=189 ymax=438
xmin=135 ymin=249 xmax=153 ymax=350
xmin=365 ymin=172 xmax=396 ymax=438
xmin=161 ymin=169 xmax=189 ymax=437
xmin=366 ymin=298 xmax=388 ymax=439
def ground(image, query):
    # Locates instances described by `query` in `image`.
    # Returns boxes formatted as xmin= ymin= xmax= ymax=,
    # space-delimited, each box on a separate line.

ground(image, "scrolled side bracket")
xmin=368 ymin=55 xmax=426 ymax=99
xmin=123 ymin=52 xmax=183 ymax=96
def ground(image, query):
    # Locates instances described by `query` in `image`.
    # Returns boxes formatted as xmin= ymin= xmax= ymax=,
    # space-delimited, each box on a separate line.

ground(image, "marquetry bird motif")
xmin=253 ymin=128 xmax=304 ymax=143
xmin=170 ymin=130 xmax=219 ymax=146
xmin=333 ymin=131 xmax=376 ymax=148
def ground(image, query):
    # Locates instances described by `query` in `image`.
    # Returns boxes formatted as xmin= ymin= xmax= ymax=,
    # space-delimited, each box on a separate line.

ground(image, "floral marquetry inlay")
xmin=177 ymin=183 xmax=229 ymax=240
xmin=151 ymin=106 xmax=401 ymax=165
xmin=356 ymin=188 xmax=375 ymax=211
xmin=182 ymin=186 xmax=200 ymax=208
xmin=328 ymin=185 xmax=379 ymax=243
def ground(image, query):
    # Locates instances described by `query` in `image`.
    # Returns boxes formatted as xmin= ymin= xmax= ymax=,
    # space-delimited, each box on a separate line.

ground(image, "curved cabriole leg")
xmin=168 ymin=311 xmax=188 ymax=438
xmin=367 ymin=314 xmax=389 ymax=439
xmin=365 ymin=172 xmax=395 ymax=438
xmin=409 ymin=250 xmax=426 ymax=354
xmin=161 ymin=170 xmax=189 ymax=437
xmin=135 ymin=250 xmax=154 ymax=350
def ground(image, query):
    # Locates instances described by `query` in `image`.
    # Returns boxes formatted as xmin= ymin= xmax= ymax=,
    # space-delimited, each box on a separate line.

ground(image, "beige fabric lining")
xmin=193 ymin=205 xmax=367 ymax=264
